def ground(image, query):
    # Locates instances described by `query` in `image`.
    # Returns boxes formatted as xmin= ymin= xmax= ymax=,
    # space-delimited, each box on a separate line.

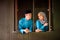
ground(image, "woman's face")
xmin=38 ymin=14 xmax=44 ymax=21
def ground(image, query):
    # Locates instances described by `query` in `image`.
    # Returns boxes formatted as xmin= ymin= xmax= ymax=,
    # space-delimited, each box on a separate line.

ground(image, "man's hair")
xmin=23 ymin=9 xmax=32 ymax=14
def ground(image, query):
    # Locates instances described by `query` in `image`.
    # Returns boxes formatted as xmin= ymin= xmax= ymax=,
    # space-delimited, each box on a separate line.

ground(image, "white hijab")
xmin=38 ymin=12 xmax=47 ymax=24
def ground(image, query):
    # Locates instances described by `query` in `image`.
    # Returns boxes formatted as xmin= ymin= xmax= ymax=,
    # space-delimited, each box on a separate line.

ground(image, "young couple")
xmin=18 ymin=9 xmax=48 ymax=34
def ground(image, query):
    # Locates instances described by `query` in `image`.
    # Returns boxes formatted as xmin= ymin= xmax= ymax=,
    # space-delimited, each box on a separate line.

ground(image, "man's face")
xmin=25 ymin=13 xmax=32 ymax=20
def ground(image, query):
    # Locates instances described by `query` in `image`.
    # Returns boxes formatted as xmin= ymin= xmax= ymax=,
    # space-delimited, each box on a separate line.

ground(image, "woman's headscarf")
xmin=38 ymin=12 xmax=47 ymax=24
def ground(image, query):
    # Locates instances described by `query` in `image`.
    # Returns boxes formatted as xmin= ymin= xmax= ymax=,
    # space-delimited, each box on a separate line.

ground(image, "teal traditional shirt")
xmin=18 ymin=18 xmax=33 ymax=34
xmin=36 ymin=20 xmax=48 ymax=32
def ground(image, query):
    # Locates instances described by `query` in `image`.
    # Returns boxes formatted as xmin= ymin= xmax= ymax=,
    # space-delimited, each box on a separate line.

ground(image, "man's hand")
xmin=24 ymin=28 xmax=30 ymax=33
xmin=35 ymin=29 xmax=42 ymax=32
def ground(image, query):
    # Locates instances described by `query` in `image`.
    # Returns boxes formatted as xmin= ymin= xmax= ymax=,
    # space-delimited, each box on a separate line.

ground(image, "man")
xmin=18 ymin=9 xmax=33 ymax=34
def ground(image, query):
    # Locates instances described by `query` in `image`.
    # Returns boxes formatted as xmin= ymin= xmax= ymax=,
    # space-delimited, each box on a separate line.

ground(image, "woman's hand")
xmin=44 ymin=22 xmax=48 ymax=26
xmin=35 ymin=29 xmax=42 ymax=32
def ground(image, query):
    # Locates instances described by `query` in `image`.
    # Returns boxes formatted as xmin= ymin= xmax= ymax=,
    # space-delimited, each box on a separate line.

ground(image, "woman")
xmin=35 ymin=12 xmax=48 ymax=32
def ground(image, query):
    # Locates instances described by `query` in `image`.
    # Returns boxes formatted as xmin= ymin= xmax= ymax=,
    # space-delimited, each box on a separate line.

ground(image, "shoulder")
xmin=19 ymin=18 xmax=25 ymax=22
xmin=36 ymin=20 xmax=40 ymax=23
xmin=29 ymin=19 xmax=33 ymax=24
xmin=30 ymin=19 xmax=33 ymax=22
xmin=36 ymin=20 xmax=42 ymax=24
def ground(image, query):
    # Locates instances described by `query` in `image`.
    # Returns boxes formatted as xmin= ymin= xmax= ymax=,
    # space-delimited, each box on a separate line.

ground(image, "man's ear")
xmin=25 ymin=14 xmax=26 ymax=16
xmin=25 ymin=14 xmax=28 ymax=16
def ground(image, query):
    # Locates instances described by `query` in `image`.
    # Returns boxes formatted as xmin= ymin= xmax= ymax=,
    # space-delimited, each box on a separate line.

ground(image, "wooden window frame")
xmin=14 ymin=0 xmax=53 ymax=32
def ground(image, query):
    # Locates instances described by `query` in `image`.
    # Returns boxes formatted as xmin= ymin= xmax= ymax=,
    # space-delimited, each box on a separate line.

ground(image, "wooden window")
xmin=14 ymin=0 xmax=53 ymax=32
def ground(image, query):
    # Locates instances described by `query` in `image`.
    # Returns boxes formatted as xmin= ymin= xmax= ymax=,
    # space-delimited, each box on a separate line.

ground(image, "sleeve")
xmin=40 ymin=25 xmax=45 ymax=30
xmin=36 ymin=20 xmax=45 ymax=30
xmin=29 ymin=25 xmax=32 ymax=32
xmin=36 ymin=21 xmax=40 ymax=29
xmin=40 ymin=23 xmax=48 ymax=31
xmin=18 ymin=19 xmax=24 ymax=34
xmin=30 ymin=22 xmax=33 ymax=32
